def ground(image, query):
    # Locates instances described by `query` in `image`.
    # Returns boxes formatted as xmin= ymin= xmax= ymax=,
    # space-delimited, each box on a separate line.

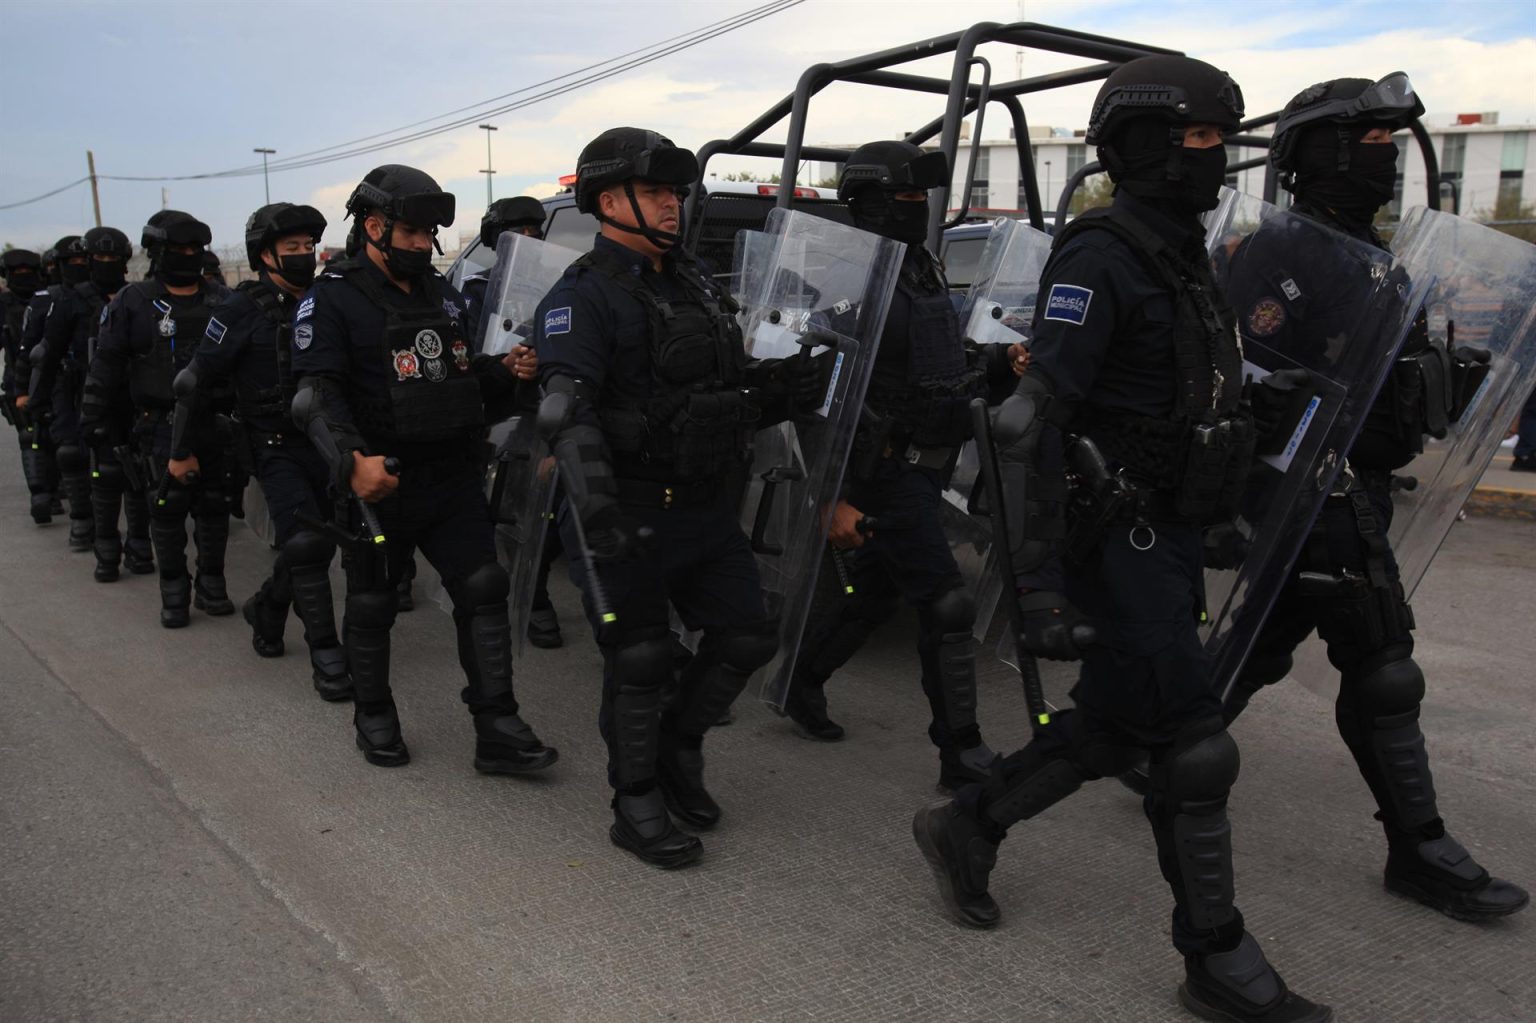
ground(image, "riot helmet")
xmin=142 ymin=211 xmax=212 ymax=287
xmin=1270 ymin=73 xmax=1423 ymax=221
xmin=52 ymin=234 xmax=90 ymax=287
xmin=245 ymin=202 xmax=327 ymax=290
xmin=202 ymin=250 xmax=225 ymax=285
xmin=1086 ymin=55 xmax=1244 ymax=214
xmin=481 ymin=195 xmax=546 ymax=247
xmin=574 ymin=127 xmax=697 ymax=250
xmin=344 ymin=164 xmax=455 ymax=279
xmin=83 ymin=226 xmax=133 ymax=294
xmin=0 ymin=249 xmax=44 ymax=299
xmin=838 ymin=140 xmax=949 ymax=246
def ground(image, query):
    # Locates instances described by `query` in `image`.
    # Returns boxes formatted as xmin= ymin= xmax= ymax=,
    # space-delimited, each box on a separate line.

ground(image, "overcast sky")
xmin=3 ymin=0 xmax=1534 ymax=257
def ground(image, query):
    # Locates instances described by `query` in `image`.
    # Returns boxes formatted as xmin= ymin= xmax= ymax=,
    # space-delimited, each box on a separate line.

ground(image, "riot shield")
xmin=951 ymin=217 xmax=1055 ymax=641
xmin=1372 ymin=206 xmax=1536 ymax=596
xmin=735 ymin=209 xmax=903 ymax=708
xmin=479 ymin=232 xmax=584 ymax=357
xmin=1201 ymin=190 xmax=1428 ymax=699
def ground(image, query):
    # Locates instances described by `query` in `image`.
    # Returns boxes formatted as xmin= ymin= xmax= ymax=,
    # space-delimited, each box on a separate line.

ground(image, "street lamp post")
xmin=1044 ymin=160 xmax=1052 ymax=213
xmin=253 ymin=148 xmax=276 ymax=205
xmin=479 ymin=124 xmax=498 ymax=206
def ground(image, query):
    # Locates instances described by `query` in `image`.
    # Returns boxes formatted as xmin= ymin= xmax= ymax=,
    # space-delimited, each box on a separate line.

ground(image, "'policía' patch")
xmin=295 ymin=297 xmax=315 ymax=322
xmin=544 ymin=306 xmax=572 ymax=336
xmin=1043 ymin=284 xmax=1093 ymax=326
xmin=205 ymin=317 xmax=227 ymax=345
xmin=294 ymin=324 xmax=314 ymax=350
xmin=1247 ymin=298 xmax=1286 ymax=337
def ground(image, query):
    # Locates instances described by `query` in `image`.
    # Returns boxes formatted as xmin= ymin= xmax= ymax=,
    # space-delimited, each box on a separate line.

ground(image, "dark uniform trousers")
xmin=146 ymin=413 xmax=231 ymax=606
xmin=89 ymin=412 xmax=153 ymax=569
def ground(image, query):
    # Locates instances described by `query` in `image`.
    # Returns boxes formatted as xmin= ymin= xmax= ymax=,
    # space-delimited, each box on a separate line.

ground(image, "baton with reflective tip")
xmin=155 ymin=403 xmax=200 ymax=506
xmin=969 ymin=397 xmax=1052 ymax=737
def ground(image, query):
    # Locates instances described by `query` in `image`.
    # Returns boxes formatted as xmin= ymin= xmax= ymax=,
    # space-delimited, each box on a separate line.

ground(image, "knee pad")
xmin=94 ymin=462 xmax=126 ymax=491
xmin=56 ymin=444 xmax=88 ymax=474
xmin=346 ymin=589 xmax=398 ymax=631
xmin=707 ymin=623 xmax=779 ymax=673
xmin=1350 ymin=654 xmax=1425 ymax=725
xmin=154 ymin=485 xmax=191 ymax=518
xmin=1163 ymin=724 xmax=1240 ymax=811
xmin=462 ymin=562 xmax=510 ymax=608
xmin=612 ymin=629 xmax=675 ymax=688
xmin=925 ymin=585 xmax=976 ymax=635
xmin=282 ymin=529 xmax=336 ymax=572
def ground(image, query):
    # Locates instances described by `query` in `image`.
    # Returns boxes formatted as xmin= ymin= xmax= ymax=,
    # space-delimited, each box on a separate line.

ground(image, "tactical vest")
xmin=1 ymin=295 xmax=24 ymax=359
xmin=580 ymin=247 xmax=757 ymax=479
xmin=1059 ymin=206 xmax=1252 ymax=521
xmin=866 ymin=250 xmax=985 ymax=447
xmin=69 ymin=282 xmax=108 ymax=366
xmin=234 ymin=280 xmax=296 ymax=430
xmin=331 ymin=260 xmax=483 ymax=445
xmin=127 ymin=280 xmax=217 ymax=409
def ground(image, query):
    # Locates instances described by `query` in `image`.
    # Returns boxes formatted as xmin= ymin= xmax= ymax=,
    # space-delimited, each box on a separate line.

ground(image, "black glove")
xmin=1448 ymin=344 xmax=1492 ymax=423
xmin=1249 ymin=368 xmax=1311 ymax=446
xmin=751 ymin=353 xmax=828 ymax=413
xmin=584 ymin=504 xmax=652 ymax=562
xmin=1017 ymin=589 xmax=1095 ymax=661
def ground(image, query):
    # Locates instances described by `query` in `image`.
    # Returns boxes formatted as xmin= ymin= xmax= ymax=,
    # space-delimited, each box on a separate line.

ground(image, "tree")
xmin=1472 ymin=194 xmax=1536 ymax=246
xmin=1066 ymin=172 xmax=1114 ymax=215
xmin=718 ymin=171 xmax=782 ymax=184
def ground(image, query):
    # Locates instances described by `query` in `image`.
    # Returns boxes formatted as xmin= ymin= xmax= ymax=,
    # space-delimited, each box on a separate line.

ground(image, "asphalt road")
xmin=2 ymin=441 xmax=1532 ymax=1022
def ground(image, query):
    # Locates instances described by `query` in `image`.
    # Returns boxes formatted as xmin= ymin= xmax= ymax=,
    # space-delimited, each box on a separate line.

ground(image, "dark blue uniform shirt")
xmin=192 ymin=279 xmax=296 ymax=436
xmin=89 ymin=280 xmax=228 ymax=415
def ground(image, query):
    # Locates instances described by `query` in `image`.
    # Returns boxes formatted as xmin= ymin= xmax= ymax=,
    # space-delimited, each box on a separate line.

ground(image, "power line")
xmin=0 ymin=177 xmax=89 ymax=211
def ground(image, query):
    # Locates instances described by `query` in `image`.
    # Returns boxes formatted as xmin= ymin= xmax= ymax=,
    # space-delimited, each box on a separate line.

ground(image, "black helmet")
xmin=345 ymin=164 xmax=455 ymax=229
xmin=1270 ymin=73 xmax=1424 ymax=174
xmin=244 ymin=202 xmax=327 ymax=271
xmin=83 ymin=227 xmax=133 ymax=260
xmin=141 ymin=211 xmax=212 ymax=252
xmin=1 ymin=249 xmax=43 ymax=278
xmin=837 ymin=141 xmax=949 ymax=201
xmin=50 ymin=235 xmax=87 ymax=262
xmin=1085 ymin=55 xmax=1244 ymax=146
xmin=202 ymin=251 xmax=222 ymax=271
xmin=481 ymin=196 xmax=546 ymax=247
xmin=574 ymin=127 xmax=697 ymax=215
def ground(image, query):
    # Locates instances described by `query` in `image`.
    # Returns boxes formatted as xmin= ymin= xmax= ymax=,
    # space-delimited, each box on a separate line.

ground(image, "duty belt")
xmin=616 ymin=476 xmax=717 ymax=510
xmin=886 ymin=441 xmax=955 ymax=472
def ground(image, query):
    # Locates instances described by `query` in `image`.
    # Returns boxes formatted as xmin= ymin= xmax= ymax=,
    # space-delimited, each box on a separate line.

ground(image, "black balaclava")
xmin=60 ymin=259 xmax=91 ymax=287
xmin=159 ymin=249 xmax=204 ymax=287
xmin=849 ymin=187 xmax=930 ymax=246
xmin=1107 ymin=118 xmax=1228 ymax=215
xmin=89 ymin=259 xmax=128 ymax=294
xmin=6 ymin=270 xmax=41 ymax=300
xmin=1292 ymin=123 xmax=1398 ymax=227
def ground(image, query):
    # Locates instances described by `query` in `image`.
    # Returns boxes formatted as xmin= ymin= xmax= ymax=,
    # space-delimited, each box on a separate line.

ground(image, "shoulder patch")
xmin=293 ymin=323 xmax=314 ymax=350
xmin=1247 ymin=298 xmax=1286 ymax=337
xmin=295 ymin=296 xmax=315 ymax=322
xmin=544 ymin=306 xmax=572 ymax=336
xmin=1279 ymin=277 xmax=1301 ymax=301
xmin=1043 ymin=283 xmax=1093 ymax=326
xmin=442 ymin=299 xmax=461 ymax=319
xmin=205 ymin=317 xmax=227 ymax=345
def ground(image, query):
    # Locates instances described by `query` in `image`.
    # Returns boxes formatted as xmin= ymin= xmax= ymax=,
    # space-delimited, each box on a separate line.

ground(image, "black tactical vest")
xmin=1 ymin=295 xmax=25 ymax=360
xmin=1058 ymin=206 xmax=1252 ymax=519
xmin=332 ymin=260 xmax=483 ymax=445
xmin=232 ymin=280 xmax=297 ymax=430
xmin=69 ymin=282 xmax=109 ymax=365
xmin=580 ymin=247 xmax=757 ymax=479
xmin=127 ymin=280 xmax=217 ymax=409
xmin=867 ymin=249 xmax=985 ymax=447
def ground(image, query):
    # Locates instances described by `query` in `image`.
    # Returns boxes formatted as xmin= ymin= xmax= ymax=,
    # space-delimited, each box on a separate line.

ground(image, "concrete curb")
xmin=1466 ymin=485 xmax=1536 ymax=520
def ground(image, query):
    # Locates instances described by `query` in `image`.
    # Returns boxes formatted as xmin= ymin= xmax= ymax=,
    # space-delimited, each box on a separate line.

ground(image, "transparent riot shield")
xmin=240 ymin=476 xmax=278 ymax=548
xmin=735 ymin=209 xmax=903 ymax=708
xmin=1373 ymin=206 xmax=1536 ymax=595
xmin=952 ymin=217 xmax=1055 ymax=640
xmin=1201 ymin=191 xmax=1428 ymax=699
xmin=479 ymin=232 xmax=584 ymax=357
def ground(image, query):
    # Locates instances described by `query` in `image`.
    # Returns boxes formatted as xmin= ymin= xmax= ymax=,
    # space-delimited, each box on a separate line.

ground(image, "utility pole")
xmin=85 ymin=150 xmax=102 ymax=228
xmin=479 ymin=123 xmax=498 ymax=206
xmin=253 ymin=148 xmax=276 ymax=205
xmin=161 ymin=187 xmax=168 ymax=211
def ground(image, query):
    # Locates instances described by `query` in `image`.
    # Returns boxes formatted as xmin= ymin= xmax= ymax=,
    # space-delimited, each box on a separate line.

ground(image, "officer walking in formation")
xmin=167 ymin=202 xmax=354 ymax=702
xmin=290 ymin=163 xmax=556 ymax=773
xmin=81 ymin=211 xmax=233 ymax=624
xmin=782 ymin=140 xmax=1017 ymax=795
xmin=29 ymin=227 xmax=137 ymax=555
xmin=533 ymin=127 xmax=812 ymax=867
xmin=12 ymin=238 xmax=87 ymax=524
xmin=1 ymin=247 xmax=59 ymax=524
xmin=912 ymin=57 xmax=1331 ymax=1022
xmin=1221 ymin=74 xmax=1527 ymax=920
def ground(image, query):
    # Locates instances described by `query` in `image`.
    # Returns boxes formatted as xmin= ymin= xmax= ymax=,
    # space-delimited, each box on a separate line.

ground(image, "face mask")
xmin=60 ymin=261 xmax=90 ymax=286
xmin=384 ymin=246 xmax=434 ymax=279
xmin=1346 ymin=139 xmax=1400 ymax=204
xmin=850 ymin=190 xmax=930 ymax=245
xmin=89 ymin=260 xmax=127 ymax=293
xmin=6 ymin=272 xmax=40 ymax=299
xmin=1173 ymin=145 xmax=1229 ymax=213
xmin=159 ymin=249 xmax=204 ymax=286
xmin=272 ymin=252 xmax=318 ymax=289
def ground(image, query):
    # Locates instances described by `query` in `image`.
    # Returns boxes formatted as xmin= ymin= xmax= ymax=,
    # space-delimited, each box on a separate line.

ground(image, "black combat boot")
xmin=192 ymin=515 xmax=235 ymax=615
xmin=526 ymin=603 xmax=563 ymax=649
xmin=160 ymin=575 xmax=191 ymax=629
xmin=473 ymin=712 xmax=557 ymax=774
xmin=936 ymin=741 xmax=1000 ymax=795
xmin=92 ymin=494 xmax=122 ymax=582
xmin=456 ymin=581 xmax=557 ymax=774
xmin=1384 ymin=825 xmax=1529 ymax=920
xmin=912 ymin=799 xmax=1002 ymax=928
xmin=656 ymin=733 xmax=719 ymax=829
xmin=783 ymin=680 xmax=845 ymax=742
xmin=242 ymin=582 xmax=287 ymax=658
xmin=348 ymin=621 xmax=407 ymax=767
xmin=123 ymin=496 xmax=155 ymax=573
xmin=310 ymin=646 xmax=353 ymax=702
xmin=611 ymin=789 xmax=703 ymax=869
xmin=1179 ymin=932 xmax=1332 ymax=1022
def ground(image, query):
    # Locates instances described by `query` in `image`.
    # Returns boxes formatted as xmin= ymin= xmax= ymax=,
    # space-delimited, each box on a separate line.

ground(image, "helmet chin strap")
xmin=594 ymin=181 xmax=681 ymax=250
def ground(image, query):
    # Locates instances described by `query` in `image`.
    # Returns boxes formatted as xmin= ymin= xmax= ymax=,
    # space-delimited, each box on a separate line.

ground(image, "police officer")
xmin=913 ymin=58 xmax=1330 ymax=1022
xmin=1221 ymin=75 xmax=1527 ymax=920
xmin=167 ymin=202 xmax=353 ymax=700
xmin=30 ymin=227 xmax=136 ymax=555
xmin=534 ymin=127 xmax=813 ymax=867
xmin=202 ymin=250 xmax=226 ymax=288
xmin=82 ymin=211 xmax=232 ymax=624
xmin=12 ymin=238 xmax=87 ymax=524
xmin=291 ymin=163 xmax=556 ymax=773
xmin=1 ymin=248 xmax=58 ymax=524
xmin=463 ymin=195 xmax=547 ymax=335
xmin=782 ymin=141 xmax=1016 ymax=793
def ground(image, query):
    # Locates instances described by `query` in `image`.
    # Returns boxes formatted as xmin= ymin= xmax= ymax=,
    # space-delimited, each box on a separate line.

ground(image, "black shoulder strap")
xmin=238 ymin=279 xmax=288 ymax=323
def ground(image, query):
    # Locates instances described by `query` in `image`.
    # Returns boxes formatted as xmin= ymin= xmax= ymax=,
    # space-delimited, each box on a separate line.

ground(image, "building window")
xmin=1224 ymin=144 xmax=1242 ymax=189
xmin=1388 ymin=142 xmax=1408 ymax=219
xmin=1065 ymin=144 xmax=1086 ymax=179
xmin=1497 ymin=172 xmax=1524 ymax=215
xmin=1439 ymin=134 xmax=1466 ymax=213
xmin=1501 ymin=132 xmax=1528 ymax=172
xmin=967 ymin=146 xmax=989 ymax=210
